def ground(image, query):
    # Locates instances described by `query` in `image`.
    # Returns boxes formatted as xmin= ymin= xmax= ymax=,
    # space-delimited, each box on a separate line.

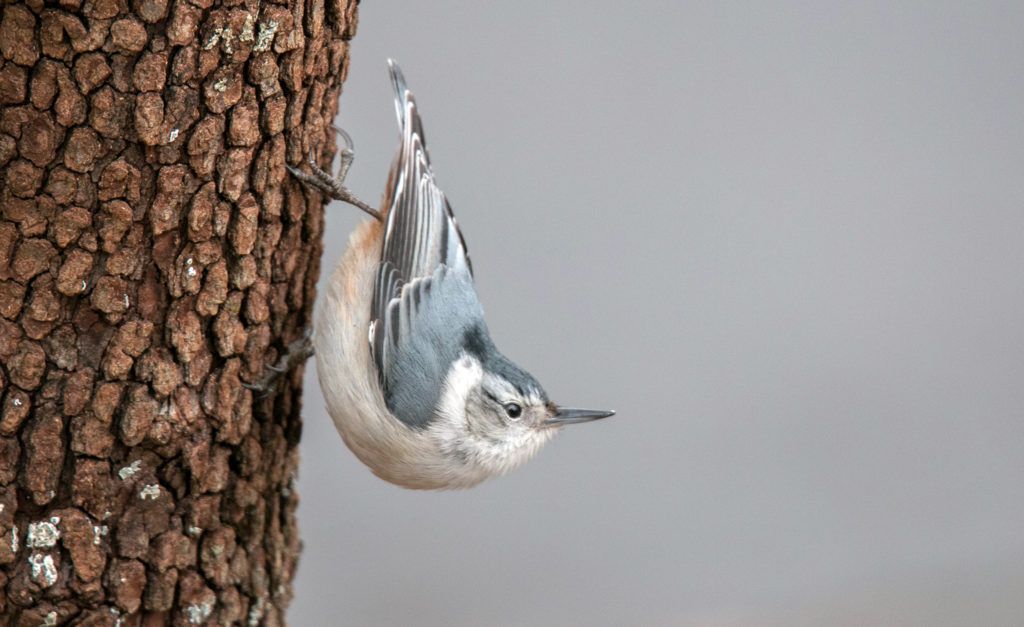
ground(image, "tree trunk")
xmin=0 ymin=0 xmax=356 ymax=622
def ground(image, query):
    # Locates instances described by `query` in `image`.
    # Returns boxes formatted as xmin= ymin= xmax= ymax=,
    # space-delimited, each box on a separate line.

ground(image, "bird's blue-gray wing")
xmin=379 ymin=265 xmax=484 ymax=428
xmin=369 ymin=60 xmax=477 ymax=427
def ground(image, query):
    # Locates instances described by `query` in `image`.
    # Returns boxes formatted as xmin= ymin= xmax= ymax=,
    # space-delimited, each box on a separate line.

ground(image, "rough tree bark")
xmin=0 ymin=0 xmax=356 ymax=622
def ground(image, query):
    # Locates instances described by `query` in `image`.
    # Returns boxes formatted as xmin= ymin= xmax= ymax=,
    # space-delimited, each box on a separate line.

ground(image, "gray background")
xmin=290 ymin=2 xmax=1024 ymax=625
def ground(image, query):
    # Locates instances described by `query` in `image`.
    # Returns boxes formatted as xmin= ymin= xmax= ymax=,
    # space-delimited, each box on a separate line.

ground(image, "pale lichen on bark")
xmin=0 ymin=0 xmax=357 ymax=622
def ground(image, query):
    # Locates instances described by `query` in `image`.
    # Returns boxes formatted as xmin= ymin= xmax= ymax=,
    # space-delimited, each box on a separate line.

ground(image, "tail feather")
xmin=388 ymin=59 xmax=410 ymax=131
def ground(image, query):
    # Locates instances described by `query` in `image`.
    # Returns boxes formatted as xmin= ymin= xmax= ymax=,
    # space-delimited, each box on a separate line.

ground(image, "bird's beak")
xmin=543 ymin=407 xmax=615 ymax=428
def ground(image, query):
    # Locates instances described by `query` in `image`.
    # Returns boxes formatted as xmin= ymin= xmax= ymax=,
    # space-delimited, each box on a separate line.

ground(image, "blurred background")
xmin=290 ymin=2 xmax=1024 ymax=625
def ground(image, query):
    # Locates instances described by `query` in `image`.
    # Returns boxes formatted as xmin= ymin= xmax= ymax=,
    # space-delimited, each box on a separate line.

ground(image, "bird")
xmin=288 ymin=60 xmax=613 ymax=489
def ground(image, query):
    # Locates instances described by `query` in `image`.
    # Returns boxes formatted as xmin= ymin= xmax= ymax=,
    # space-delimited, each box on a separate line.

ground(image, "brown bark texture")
xmin=0 ymin=0 xmax=357 ymax=622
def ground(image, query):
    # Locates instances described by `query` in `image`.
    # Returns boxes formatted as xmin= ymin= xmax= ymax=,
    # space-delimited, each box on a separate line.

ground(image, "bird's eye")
xmin=504 ymin=403 xmax=523 ymax=419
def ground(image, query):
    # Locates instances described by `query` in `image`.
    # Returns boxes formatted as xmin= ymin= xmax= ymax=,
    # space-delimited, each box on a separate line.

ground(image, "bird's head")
xmin=430 ymin=349 xmax=613 ymax=483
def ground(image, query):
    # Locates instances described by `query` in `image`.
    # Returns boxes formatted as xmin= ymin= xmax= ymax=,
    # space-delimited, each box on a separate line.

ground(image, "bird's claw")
xmin=330 ymin=124 xmax=355 ymax=155
xmin=287 ymin=127 xmax=382 ymax=221
xmin=244 ymin=330 xmax=315 ymax=399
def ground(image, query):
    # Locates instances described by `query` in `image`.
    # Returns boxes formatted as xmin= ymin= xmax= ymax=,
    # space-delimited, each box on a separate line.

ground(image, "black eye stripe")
xmin=484 ymin=389 xmax=523 ymax=419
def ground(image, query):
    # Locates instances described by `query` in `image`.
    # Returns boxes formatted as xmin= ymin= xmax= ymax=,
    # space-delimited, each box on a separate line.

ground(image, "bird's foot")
xmin=287 ymin=125 xmax=382 ymax=221
xmin=243 ymin=329 xmax=315 ymax=398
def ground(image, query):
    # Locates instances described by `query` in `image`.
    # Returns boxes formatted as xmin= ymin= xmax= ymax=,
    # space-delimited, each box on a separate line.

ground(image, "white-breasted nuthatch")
xmin=289 ymin=60 xmax=613 ymax=489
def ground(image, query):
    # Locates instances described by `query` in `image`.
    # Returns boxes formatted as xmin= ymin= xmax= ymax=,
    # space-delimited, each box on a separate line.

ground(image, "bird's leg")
xmin=243 ymin=329 xmax=315 ymax=398
xmin=286 ymin=126 xmax=382 ymax=221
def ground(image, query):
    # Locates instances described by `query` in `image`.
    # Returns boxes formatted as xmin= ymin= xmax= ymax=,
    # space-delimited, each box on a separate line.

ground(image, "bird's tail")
xmin=388 ymin=58 xmax=410 ymax=131
xmin=389 ymin=58 xmax=428 ymax=142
